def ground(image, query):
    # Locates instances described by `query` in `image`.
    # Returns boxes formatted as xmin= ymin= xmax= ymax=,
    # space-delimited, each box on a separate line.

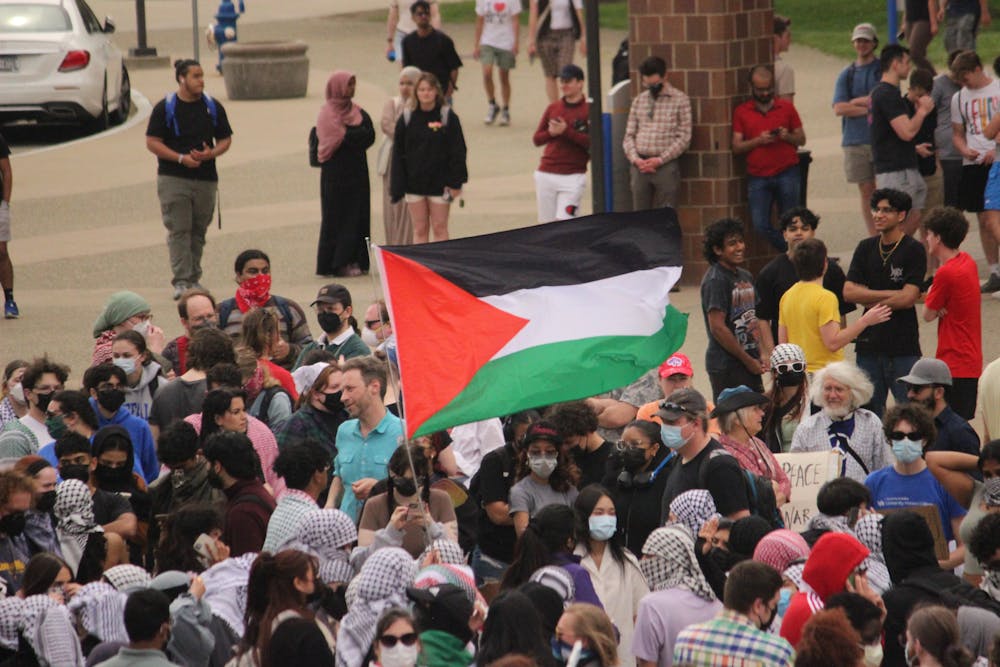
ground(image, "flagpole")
xmin=366 ymin=237 xmax=434 ymax=553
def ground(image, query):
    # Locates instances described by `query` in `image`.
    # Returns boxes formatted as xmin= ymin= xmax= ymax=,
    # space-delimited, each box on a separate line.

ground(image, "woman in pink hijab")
xmin=315 ymin=70 xmax=375 ymax=278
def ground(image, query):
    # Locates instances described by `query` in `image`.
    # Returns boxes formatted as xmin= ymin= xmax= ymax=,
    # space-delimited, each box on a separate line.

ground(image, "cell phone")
xmin=770 ymin=128 xmax=781 ymax=136
xmin=193 ymin=533 xmax=218 ymax=562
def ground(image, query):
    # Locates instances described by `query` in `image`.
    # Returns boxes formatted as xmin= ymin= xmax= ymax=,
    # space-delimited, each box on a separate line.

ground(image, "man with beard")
xmin=83 ymin=364 xmax=158 ymax=483
xmin=264 ymin=440 xmax=330 ymax=552
xmin=203 ymin=431 xmax=274 ymax=556
xmin=732 ymin=65 xmax=806 ymax=251
xmin=898 ymin=357 xmax=981 ymax=456
xmin=161 ymin=288 xmax=218 ymax=376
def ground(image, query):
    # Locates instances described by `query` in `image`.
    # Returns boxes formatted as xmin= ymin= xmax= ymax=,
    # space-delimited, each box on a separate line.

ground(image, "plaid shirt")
xmin=622 ymin=83 xmax=692 ymax=164
xmin=673 ymin=610 xmax=795 ymax=667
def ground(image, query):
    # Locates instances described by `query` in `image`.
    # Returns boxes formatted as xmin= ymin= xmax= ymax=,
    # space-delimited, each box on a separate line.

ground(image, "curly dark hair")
xmin=882 ymin=402 xmax=937 ymax=452
xmin=969 ymin=512 xmax=1000 ymax=568
xmin=548 ymin=401 xmax=599 ymax=438
xmin=702 ymin=218 xmax=744 ymax=263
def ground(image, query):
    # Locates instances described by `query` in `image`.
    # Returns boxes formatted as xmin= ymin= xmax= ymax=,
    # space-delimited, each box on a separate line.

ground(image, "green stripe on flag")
xmin=414 ymin=306 xmax=688 ymax=436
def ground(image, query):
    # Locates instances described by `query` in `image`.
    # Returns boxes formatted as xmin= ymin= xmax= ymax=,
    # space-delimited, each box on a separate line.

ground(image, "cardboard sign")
xmin=774 ymin=451 xmax=844 ymax=532
xmin=877 ymin=504 xmax=949 ymax=562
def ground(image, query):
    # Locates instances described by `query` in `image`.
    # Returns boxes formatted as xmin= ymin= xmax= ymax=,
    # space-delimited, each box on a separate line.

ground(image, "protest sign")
xmin=774 ymin=450 xmax=843 ymax=531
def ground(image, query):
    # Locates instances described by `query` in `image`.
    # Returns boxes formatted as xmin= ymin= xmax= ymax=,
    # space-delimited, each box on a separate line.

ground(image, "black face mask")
xmin=759 ymin=603 xmax=779 ymax=632
xmin=621 ymin=447 xmax=647 ymax=472
xmin=0 ymin=512 xmax=26 ymax=537
xmin=60 ymin=464 xmax=91 ymax=482
xmin=394 ymin=476 xmax=418 ymax=497
xmin=777 ymin=370 xmax=805 ymax=387
xmin=97 ymin=388 xmax=126 ymax=413
xmin=317 ymin=311 xmax=345 ymax=334
xmin=33 ymin=391 xmax=53 ymax=413
xmin=95 ymin=464 xmax=132 ymax=489
xmin=35 ymin=490 xmax=56 ymax=513
xmin=322 ymin=390 xmax=344 ymax=413
xmin=648 ymin=82 xmax=664 ymax=96
xmin=207 ymin=470 xmax=225 ymax=489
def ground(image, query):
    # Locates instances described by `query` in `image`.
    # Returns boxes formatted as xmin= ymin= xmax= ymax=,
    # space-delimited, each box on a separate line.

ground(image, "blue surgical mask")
xmin=588 ymin=515 xmax=617 ymax=542
xmin=112 ymin=357 xmax=137 ymax=375
xmin=777 ymin=587 xmax=792 ymax=617
xmin=660 ymin=423 xmax=690 ymax=450
xmin=892 ymin=438 xmax=923 ymax=464
xmin=550 ymin=638 xmax=594 ymax=664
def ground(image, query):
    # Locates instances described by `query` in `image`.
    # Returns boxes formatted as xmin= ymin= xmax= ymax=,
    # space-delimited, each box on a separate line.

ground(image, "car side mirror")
xmin=103 ymin=17 xmax=115 ymax=33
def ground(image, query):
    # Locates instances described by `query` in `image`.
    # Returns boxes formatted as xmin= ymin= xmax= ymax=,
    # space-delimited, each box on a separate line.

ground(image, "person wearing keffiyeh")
xmin=54 ymin=480 xmax=123 ymax=583
xmin=276 ymin=508 xmax=358 ymax=585
xmin=851 ymin=512 xmax=893 ymax=594
xmin=632 ymin=525 xmax=722 ymax=667
xmin=336 ymin=547 xmax=417 ymax=667
xmin=668 ymin=489 xmax=719 ymax=537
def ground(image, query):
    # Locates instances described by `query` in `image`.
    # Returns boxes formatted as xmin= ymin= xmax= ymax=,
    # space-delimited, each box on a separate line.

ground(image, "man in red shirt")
xmin=732 ymin=65 xmax=807 ymax=251
xmin=532 ymin=64 xmax=590 ymax=222
xmin=922 ymin=206 xmax=982 ymax=419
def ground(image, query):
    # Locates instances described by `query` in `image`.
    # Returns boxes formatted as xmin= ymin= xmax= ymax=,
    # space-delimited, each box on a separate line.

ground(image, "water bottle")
xmin=387 ymin=49 xmax=397 ymax=62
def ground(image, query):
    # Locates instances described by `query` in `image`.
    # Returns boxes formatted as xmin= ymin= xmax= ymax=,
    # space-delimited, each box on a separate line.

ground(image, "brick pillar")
xmin=628 ymin=0 xmax=774 ymax=284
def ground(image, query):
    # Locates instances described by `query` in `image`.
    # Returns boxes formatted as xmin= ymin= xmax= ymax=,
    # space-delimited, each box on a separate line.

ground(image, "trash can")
xmin=797 ymin=149 xmax=812 ymax=207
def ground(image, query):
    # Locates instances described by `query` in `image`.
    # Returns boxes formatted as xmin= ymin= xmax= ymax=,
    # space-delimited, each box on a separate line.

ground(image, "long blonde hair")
xmin=563 ymin=603 xmax=619 ymax=666
xmin=407 ymin=72 xmax=445 ymax=110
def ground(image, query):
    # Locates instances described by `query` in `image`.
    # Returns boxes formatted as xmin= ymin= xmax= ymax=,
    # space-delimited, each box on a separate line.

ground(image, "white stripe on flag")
xmin=481 ymin=266 xmax=682 ymax=360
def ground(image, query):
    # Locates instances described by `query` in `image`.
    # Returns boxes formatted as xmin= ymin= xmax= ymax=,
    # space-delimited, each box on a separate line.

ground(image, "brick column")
xmin=628 ymin=0 xmax=774 ymax=284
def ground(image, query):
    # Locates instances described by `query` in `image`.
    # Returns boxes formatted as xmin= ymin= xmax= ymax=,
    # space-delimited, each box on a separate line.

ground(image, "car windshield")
xmin=0 ymin=4 xmax=72 ymax=32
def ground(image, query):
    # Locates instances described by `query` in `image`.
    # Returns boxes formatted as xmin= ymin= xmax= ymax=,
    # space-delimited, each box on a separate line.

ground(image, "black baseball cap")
xmin=559 ymin=64 xmax=585 ymax=81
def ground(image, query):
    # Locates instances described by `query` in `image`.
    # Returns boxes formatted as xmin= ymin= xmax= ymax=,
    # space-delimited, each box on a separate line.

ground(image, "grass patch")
xmin=439 ymin=0 xmax=628 ymax=29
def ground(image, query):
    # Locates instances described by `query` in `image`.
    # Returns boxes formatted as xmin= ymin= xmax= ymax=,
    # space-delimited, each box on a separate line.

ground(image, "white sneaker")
xmin=484 ymin=102 xmax=499 ymax=125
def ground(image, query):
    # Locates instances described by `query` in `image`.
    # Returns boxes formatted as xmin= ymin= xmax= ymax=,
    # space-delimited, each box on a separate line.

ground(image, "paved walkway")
xmin=4 ymin=3 xmax=998 ymax=429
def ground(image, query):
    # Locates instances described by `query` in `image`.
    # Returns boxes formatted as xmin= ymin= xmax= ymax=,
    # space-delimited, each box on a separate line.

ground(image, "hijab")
xmin=317 ymin=70 xmax=363 ymax=162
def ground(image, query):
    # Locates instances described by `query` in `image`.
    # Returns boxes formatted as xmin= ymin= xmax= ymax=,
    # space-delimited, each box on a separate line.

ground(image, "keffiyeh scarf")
xmin=670 ymin=490 xmax=719 ymax=537
xmin=277 ymin=509 xmax=357 ymax=585
xmin=54 ymin=479 xmax=102 ymax=576
xmin=640 ymin=524 xmax=716 ymax=601
xmin=852 ymin=513 xmax=893 ymax=594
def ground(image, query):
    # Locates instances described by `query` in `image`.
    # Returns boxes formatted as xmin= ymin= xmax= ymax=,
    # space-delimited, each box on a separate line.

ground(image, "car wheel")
xmin=110 ymin=65 xmax=130 ymax=125
xmin=88 ymin=77 xmax=110 ymax=132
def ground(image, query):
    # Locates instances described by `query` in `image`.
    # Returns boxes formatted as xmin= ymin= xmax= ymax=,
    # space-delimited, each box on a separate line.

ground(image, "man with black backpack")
xmin=145 ymin=59 xmax=233 ymax=301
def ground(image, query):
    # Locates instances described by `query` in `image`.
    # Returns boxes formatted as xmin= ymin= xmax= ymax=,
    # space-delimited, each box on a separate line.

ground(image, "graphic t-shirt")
xmin=865 ymin=466 xmax=967 ymax=540
xmin=701 ymin=263 xmax=761 ymax=374
xmin=950 ymin=80 xmax=1000 ymax=164
xmin=476 ymin=0 xmax=522 ymax=51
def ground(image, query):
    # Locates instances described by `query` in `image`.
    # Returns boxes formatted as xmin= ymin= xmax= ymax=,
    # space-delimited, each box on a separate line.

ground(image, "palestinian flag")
xmin=375 ymin=207 xmax=688 ymax=438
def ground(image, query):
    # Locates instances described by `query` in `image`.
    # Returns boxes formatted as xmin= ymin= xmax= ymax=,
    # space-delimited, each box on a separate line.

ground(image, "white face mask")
xmin=379 ymin=643 xmax=419 ymax=667
xmin=9 ymin=383 xmax=24 ymax=404
xmin=361 ymin=326 xmax=380 ymax=348
xmin=131 ymin=320 xmax=151 ymax=338
xmin=862 ymin=642 xmax=883 ymax=667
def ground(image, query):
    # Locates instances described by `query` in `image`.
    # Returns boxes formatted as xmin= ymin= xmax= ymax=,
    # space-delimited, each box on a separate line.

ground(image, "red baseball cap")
xmin=659 ymin=353 xmax=693 ymax=378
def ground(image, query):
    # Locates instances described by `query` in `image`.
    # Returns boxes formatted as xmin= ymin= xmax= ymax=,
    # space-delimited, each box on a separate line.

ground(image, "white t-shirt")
xmin=951 ymin=79 xmax=1000 ymax=164
xmin=393 ymin=0 xmax=437 ymax=34
xmin=450 ymin=417 xmax=505 ymax=477
xmin=548 ymin=0 xmax=582 ymax=31
xmin=19 ymin=414 xmax=50 ymax=448
xmin=476 ymin=0 xmax=522 ymax=52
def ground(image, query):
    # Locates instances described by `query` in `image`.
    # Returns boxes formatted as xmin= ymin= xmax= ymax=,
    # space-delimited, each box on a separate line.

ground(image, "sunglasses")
xmin=890 ymin=431 xmax=924 ymax=442
xmin=775 ymin=361 xmax=806 ymax=374
xmin=659 ymin=401 xmax=694 ymax=416
xmin=365 ymin=319 xmax=382 ymax=329
xmin=379 ymin=633 xmax=419 ymax=648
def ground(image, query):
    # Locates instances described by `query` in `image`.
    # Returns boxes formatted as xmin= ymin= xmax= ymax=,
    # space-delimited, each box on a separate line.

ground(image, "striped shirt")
xmin=673 ymin=610 xmax=795 ymax=667
xmin=622 ymin=83 xmax=692 ymax=164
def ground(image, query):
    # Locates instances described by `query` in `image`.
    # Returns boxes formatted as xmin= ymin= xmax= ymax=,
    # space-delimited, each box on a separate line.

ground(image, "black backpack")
xmin=698 ymin=448 xmax=784 ymax=529
xmin=254 ymin=385 xmax=291 ymax=428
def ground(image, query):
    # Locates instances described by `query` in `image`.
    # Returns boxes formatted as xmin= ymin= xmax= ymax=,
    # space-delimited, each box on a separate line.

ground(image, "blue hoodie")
xmin=89 ymin=397 xmax=159 ymax=484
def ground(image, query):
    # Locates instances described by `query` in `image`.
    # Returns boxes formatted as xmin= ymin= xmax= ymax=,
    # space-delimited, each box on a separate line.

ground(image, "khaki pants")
xmin=157 ymin=174 xmax=217 ymax=287
xmin=630 ymin=159 xmax=680 ymax=211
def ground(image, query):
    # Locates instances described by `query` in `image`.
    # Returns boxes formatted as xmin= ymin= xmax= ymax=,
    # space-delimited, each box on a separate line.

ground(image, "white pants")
xmin=534 ymin=170 xmax=587 ymax=222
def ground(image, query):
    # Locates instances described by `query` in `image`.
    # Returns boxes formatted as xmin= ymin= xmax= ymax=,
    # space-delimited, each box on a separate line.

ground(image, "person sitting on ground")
xmin=799 ymin=477 xmax=871 ymax=546
xmin=509 ymin=421 xmax=580 ymax=536
xmin=54 ymin=479 xmax=127 ymax=583
xmin=112 ymin=330 xmax=167 ymax=423
xmin=790 ymin=361 xmax=892 ymax=482
xmin=825 ymin=591 xmax=885 ymax=666
xmin=14 ymin=456 xmax=58 ymax=557
xmin=762 ymin=344 xmax=809 ymax=453
xmin=969 ymin=512 xmax=1000 ymax=601
xmin=865 ymin=402 xmax=967 ymax=569
xmin=202 ymin=430 xmax=275 ymax=557
xmin=552 ymin=603 xmax=619 ymax=667
xmin=793 ymin=608 xmax=865 ymax=667
xmin=216 ymin=249 xmax=313 ymax=370
xmin=235 ymin=345 xmax=292 ymax=433
xmin=154 ymin=504 xmax=229 ymax=573
xmin=263 ymin=440 xmax=329 ymax=552
xmin=406 ymin=582 xmax=476 ymax=667
xmin=904 ymin=604 xmax=977 ymax=667
xmin=82 ymin=365 xmax=158 ymax=485
xmin=149 ymin=327 xmax=236 ymax=440
xmin=161 ymin=288 xmax=218 ymax=376
xmin=293 ymin=283 xmax=369 ymax=369
xmin=91 ymin=290 xmax=165 ymax=368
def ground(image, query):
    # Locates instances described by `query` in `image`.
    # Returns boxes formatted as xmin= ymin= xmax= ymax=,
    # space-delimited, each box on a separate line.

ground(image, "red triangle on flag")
xmin=379 ymin=249 xmax=529 ymax=438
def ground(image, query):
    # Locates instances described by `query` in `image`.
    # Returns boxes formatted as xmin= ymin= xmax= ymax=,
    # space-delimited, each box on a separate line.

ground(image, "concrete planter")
xmin=220 ymin=40 xmax=309 ymax=99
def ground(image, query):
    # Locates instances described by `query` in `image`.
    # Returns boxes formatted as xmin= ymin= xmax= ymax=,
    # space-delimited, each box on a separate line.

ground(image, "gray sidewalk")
xmin=3 ymin=4 xmax=998 ymax=430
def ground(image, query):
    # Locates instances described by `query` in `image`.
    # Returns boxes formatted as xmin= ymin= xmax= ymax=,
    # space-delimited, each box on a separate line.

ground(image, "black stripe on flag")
xmin=380 ymin=207 xmax=683 ymax=297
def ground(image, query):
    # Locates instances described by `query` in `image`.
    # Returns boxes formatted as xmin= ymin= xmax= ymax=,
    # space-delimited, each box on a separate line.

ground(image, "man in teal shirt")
xmin=328 ymin=356 xmax=403 ymax=521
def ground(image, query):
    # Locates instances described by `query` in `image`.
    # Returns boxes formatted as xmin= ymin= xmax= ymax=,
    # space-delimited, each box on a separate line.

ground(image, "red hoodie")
xmin=779 ymin=532 xmax=869 ymax=647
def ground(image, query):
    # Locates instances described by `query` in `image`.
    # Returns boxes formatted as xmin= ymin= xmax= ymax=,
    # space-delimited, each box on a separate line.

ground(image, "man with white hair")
xmin=789 ymin=361 xmax=892 ymax=482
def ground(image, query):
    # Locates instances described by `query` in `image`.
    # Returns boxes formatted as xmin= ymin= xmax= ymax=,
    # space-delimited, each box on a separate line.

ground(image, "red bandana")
xmin=235 ymin=274 xmax=272 ymax=313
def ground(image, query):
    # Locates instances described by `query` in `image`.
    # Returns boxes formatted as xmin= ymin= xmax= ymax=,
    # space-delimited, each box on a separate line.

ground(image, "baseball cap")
xmin=406 ymin=583 xmax=474 ymax=637
xmin=656 ymin=387 xmax=707 ymax=421
xmin=851 ymin=23 xmax=877 ymax=42
xmin=311 ymin=283 xmax=351 ymax=307
xmin=558 ymin=64 xmax=585 ymax=81
xmin=659 ymin=353 xmax=694 ymax=378
xmin=897 ymin=358 xmax=953 ymax=386
xmin=522 ymin=421 xmax=563 ymax=447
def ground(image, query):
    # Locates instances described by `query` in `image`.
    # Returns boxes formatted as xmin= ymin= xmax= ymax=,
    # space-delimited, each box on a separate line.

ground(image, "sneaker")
xmin=499 ymin=108 xmax=510 ymax=126
xmin=981 ymin=273 xmax=1000 ymax=293
xmin=172 ymin=283 xmax=187 ymax=300
xmin=3 ymin=299 xmax=18 ymax=319
xmin=484 ymin=102 xmax=499 ymax=125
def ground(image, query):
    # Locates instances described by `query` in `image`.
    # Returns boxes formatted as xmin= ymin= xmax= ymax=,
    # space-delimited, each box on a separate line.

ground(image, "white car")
xmin=0 ymin=0 xmax=129 ymax=128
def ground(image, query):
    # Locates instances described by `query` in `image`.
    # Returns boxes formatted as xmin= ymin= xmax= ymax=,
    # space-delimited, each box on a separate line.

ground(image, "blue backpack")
xmin=164 ymin=92 xmax=218 ymax=136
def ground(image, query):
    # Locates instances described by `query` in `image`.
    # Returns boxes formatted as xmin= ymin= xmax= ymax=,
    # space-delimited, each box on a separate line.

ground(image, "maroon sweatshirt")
xmin=222 ymin=478 xmax=276 ymax=556
xmin=533 ymin=97 xmax=590 ymax=174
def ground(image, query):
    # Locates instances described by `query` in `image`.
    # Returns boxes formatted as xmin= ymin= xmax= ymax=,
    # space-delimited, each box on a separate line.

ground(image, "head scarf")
xmin=670 ymin=490 xmax=719 ymax=537
xmin=413 ymin=564 xmax=482 ymax=610
xmin=984 ymin=477 xmax=1000 ymax=507
xmin=92 ymin=291 xmax=150 ymax=337
xmin=783 ymin=562 xmax=805 ymax=589
xmin=0 ymin=597 xmax=22 ymax=650
xmin=292 ymin=362 xmax=331 ymax=397
xmin=639 ymin=524 xmax=716 ymax=601
xmin=335 ymin=547 xmax=416 ymax=667
xmin=753 ymin=529 xmax=810 ymax=572
xmin=805 ymin=512 xmax=853 ymax=536
xmin=103 ymin=564 xmax=152 ymax=592
xmin=419 ymin=538 xmax=466 ymax=566
xmin=317 ymin=70 xmax=363 ymax=163
xmin=201 ymin=552 xmax=257 ymax=637
xmin=529 ymin=566 xmax=575 ymax=606
xmin=396 ymin=66 xmax=422 ymax=107
xmin=852 ymin=513 xmax=892 ymax=594
xmin=54 ymin=479 xmax=103 ymax=576
xmin=66 ymin=581 xmax=129 ymax=643
xmin=277 ymin=509 xmax=357 ymax=585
